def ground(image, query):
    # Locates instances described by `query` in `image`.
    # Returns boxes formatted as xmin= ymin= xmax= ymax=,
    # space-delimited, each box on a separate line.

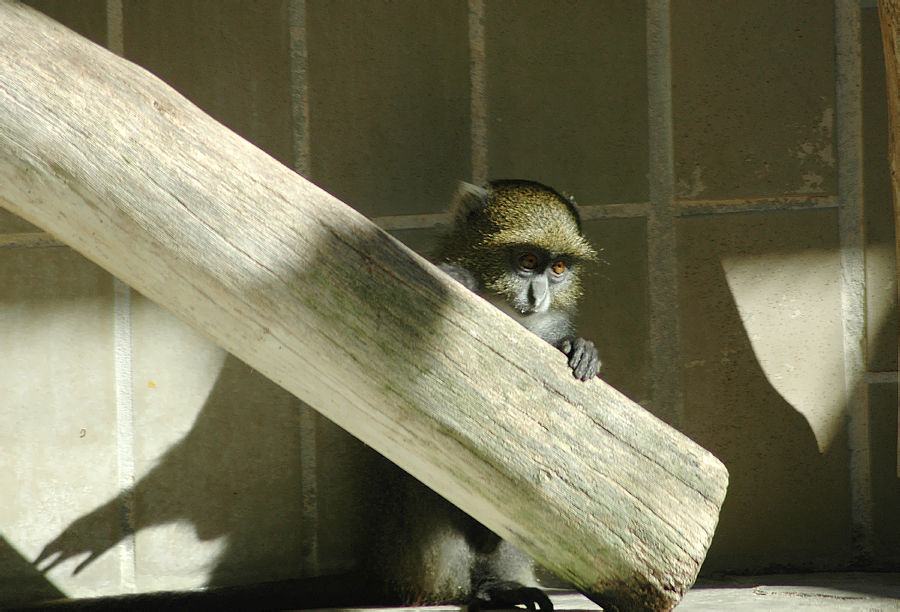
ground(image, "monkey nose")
xmin=528 ymin=276 xmax=551 ymax=312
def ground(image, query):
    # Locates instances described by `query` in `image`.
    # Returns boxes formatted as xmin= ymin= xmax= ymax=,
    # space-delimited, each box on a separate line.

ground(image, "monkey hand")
xmin=557 ymin=336 xmax=600 ymax=381
xmin=470 ymin=579 xmax=553 ymax=612
xmin=438 ymin=262 xmax=480 ymax=292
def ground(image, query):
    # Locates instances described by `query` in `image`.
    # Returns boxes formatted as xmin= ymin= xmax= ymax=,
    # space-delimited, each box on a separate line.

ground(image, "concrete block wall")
xmin=1 ymin=0 xmax=898 ymax=603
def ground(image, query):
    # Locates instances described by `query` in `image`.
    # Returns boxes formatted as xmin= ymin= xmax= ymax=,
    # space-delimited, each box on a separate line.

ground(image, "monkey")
xmin=370 ymin=179 xmax=601 ymax=612
xmin=435 ymin=179 xmax=601 ymax=382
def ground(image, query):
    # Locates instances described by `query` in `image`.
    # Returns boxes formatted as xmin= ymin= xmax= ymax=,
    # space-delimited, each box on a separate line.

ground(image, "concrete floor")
xmin=550 ymin=574 xmax=900 ymax=611
xmin=7 ymin=573 xmax=900 ymax=611
xmin=324 ymin=574 xmax=900 ymax=612
xmin=674 ymin=573 xmax=900 ymax=611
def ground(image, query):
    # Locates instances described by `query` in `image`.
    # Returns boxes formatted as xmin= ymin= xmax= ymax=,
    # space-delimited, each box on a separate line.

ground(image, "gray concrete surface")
xmin=557 ymin=574 xmax=900 ymax=611
xmin=5 ymin=572 xmax=900 ymax=610
xmin=308 ymin=575 xmax=900 ymax=612
xmin=675 ymin=573 xmax=900 ymax=611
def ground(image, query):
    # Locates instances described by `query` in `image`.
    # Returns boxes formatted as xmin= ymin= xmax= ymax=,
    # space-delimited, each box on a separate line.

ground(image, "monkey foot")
xmin=469 ymin=580 xmax=553 ymax=612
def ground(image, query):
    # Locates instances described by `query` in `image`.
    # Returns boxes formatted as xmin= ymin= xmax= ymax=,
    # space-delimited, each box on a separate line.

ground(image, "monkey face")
xmin=510 ymin=249 xmax=574 ymax=314
xmin=476 ymin=245 xmax=582 ymax=315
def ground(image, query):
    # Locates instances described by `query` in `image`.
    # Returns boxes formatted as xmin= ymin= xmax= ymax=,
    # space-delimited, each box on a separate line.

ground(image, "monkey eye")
xmin=519 ymin=253 xmax=540 ymax=270
xmin=551 ymin=260 xmax=567 ymax=275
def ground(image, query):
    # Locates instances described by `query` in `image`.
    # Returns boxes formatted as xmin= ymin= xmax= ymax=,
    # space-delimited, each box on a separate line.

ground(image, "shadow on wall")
xmin=32 ymin=354 xmax=380 ymax=589
xmin=678 ymin=209 xmax=856 ymax=573
xmin=28 ymin=222 xmax=467 ymax=595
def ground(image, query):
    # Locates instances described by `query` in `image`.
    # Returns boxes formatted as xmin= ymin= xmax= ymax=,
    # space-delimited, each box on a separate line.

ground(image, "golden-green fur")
xmin=435 ymin=179 xmax=596 ymax=310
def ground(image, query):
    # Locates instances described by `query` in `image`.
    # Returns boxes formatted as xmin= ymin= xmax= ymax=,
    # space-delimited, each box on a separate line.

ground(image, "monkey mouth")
xmin=488 ymin=295 xmax=548 ymax=319
xmin=515 ymin=296 xmax=551 ymax=315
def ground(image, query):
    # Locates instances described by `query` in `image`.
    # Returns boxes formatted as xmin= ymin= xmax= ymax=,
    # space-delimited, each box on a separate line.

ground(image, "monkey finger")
xmin=576 ymin=342 xmax=601 ymax=380
xmin=574 ymin=353 xmax=600 ymax=381
xmin=567 ymin=345 xmax=583 ymax=366
xmin=532 ymin=588 xmax=554 ymax=612
xmin=567 ymin=339 xmax=593 ymax=368
xmin=567 ymin=356 xmax=583 ymax=375
xmin=566 ymin=340 xmax=583 ymax=362
xmin=574 ymin=359 xmax=592 ymax=381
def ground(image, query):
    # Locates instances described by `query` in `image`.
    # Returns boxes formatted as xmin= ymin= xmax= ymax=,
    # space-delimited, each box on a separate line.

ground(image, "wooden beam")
xmin=0 ymin=3 xmax=728 ymax=610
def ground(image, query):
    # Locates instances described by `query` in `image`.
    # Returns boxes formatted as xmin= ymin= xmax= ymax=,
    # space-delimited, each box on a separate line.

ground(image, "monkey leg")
xmin=467 ymin=524 xmax=554 ymax=612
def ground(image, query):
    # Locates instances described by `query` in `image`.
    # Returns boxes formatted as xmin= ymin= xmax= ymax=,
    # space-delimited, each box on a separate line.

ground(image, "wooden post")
xmin=878 ymin=0 xmax=900 ymax=477
xmin=0 ymin=3 xmax=728 ymax=610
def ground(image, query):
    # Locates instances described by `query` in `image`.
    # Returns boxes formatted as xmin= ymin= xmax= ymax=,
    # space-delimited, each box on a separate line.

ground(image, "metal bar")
xmin=676 ymin=195 xmax=839 ymax=215
xmin=113 ymin=278 xmax=136 ymax=593
xmin=646 ymin=0 xmax=682 ymax=427
xmin=371 ymin=213 xmax=450 ymax=231
xmin=469 ymin=0 xmax=487 ymax=185
xmin=105 ymin=3 xmax=136 ymax=592
xmin=867 ymin=371 xmax=899 ymax=384
xmin=836 ymin=0 xmax=873 ymax=561
xmin=289 ymin=0 xmax=311 ymax=179
xmin=580 ymin=202 xmax=651 ymax=220
xmin=0 ymin=194 xmax=844 ymax=247
xmin=288 ymin=0 xmax=319 ymax=576
xmin=106 ymin=0 xmax=123 ymax=56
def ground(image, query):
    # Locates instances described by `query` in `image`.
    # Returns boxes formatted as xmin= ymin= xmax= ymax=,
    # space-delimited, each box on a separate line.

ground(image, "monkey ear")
xmin=450 ymin=182 xmax=490 ymax=221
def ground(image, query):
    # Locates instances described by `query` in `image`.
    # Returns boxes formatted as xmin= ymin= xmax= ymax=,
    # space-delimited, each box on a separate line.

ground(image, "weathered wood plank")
xmin=0 ymin=3 xmax=728 ymax=610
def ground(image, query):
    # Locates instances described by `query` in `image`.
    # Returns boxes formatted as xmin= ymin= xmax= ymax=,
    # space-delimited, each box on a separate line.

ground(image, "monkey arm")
xmin=437 ymin=262 xmax=480 ymax=292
